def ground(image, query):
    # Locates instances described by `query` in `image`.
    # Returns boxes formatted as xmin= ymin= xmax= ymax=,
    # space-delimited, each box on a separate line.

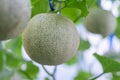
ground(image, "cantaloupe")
xmin=84 ymin=8 xmax=117 ymax=37
xmin=22 ymin=13 xmax=79 ymax=65
xmin=0 ymin=0 xmax=31 ymax=40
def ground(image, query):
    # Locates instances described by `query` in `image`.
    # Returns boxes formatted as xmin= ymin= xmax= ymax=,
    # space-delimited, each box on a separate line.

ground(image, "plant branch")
xmin=48 ymin=0 xmax=55 ymax=11
xmin=42 ymin=65 xmax=57 ymax=80
xmin=97 ymin=0 xmax=101 ymax=7
xmin=53 ymin=66 xmax=57 ymax=74
xmin=89 ymin=73 xmax=104 ymax=80
xmin=42 ymin=65 xmax=53 ymax=76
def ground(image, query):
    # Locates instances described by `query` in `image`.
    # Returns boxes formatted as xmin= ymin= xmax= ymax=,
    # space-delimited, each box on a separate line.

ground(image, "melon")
xmin=84 ymin=8 xmax=117 ymax=37
xmin=22 ymin=13 xmax=79 ymax=65
xmin=0 ymin=0 xmax=31 ymax=40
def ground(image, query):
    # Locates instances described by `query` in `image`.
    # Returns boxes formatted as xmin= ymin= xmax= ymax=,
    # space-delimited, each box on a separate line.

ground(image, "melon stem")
xmin=48 ymin=0 xmax=55 ymax=11
xmin=42 ymin=65 xmax=57 ymax=80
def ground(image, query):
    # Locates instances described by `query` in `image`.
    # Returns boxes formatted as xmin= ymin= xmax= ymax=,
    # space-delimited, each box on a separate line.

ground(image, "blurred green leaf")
xmin=5 ymin=37 xmax=22 ymax=58
xmin=0 ymin=51 xmax=3 ymax=71
xmin=86 ymin=0 xmax=97 ymax=8
xmin=0 ymin=68 xmax=13 ymax=80
xmin=74 ymin=71 xmax=91 ymax=80
xmin=6 ymin=53 xmax=21 ymax=68
xmin=78 ymin=39 xmax=90 ymax=51
xmin=20 ymin=61 xmax=39 ymax=79
xmin=0 ymin=49 xmax=21 ymax=68
xmin=31 ymin=0 xmax=49 ymax=17
xmin=66 ymin=56 xmax=77 ymax=65
xmin=61 ymin=8 xmax=81 ymax=21
xmin=94 ymin=53 xmax=120 ymax=73
xmin=26 ymin=61 xmax=39 ymax=76
xmin=55 ymin=0 xmax=66 ymax=1
xmin=66 ymin=0 xmax=89 ymax=17
xmin=112 ymin=72 xmax=120 ymax=80
xmin=115 ymin=17 xmax=120 ymax=39
xmin=45 ymin=77 xmax=50 ymax=80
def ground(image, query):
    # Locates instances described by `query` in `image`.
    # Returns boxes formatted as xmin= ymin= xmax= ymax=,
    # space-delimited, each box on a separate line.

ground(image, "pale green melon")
xmin=0 ymin=0 xmax=31 ymax=40
xmin=22 ymin=13 xmax=79 ymax=65
xmin=84 ymin=8 xmax=117 ymax=37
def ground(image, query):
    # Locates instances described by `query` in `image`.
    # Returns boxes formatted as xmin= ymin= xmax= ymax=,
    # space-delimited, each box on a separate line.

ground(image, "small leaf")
xmin=74 ymin=71 xmax=91 ymax=80
xmin=61 ymin=8 xmax=81 ymax=21
xmin=0 ymin=50 xmax=4 ymax=71
xmin=31 ymin=0 xmax=49 ymax=17
xmin=55 ymin=0 xmax=66 ymax=1
xmin=22 ymin=61 xmax=39 ymax=79
xmin=78 ymin=39 xmax=90 ymax=51
xmin=45 ymin=77 xmax=50 ymax=80
xmin=0 ymin=49 xmax=21 ymax=69
xmin=86 ymin=0 xmax=97 ymax=8
xmin=6 ymin=53 xmax=20 ymax=68
xmin=115 ymin=17 xmax=120 ymax=39
xmin=112 ymin=72 xmax=120 ymax=80
xmin=5 ymin=36 xmax=22 ymax=58
xmin=94 ymin=53 xmax=120 ymax=73
xmin=66 ymin=0 xmax=89 ymax=17
xmin=66 ymin=56 xmax=77 ymax=65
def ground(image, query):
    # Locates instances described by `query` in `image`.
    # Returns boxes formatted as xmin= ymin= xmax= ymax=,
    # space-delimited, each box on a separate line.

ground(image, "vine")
xmin=42 ymin=65 xmax=57 ymax=80
xmin=89 ymin=73 xmax=104 ymax=80
xmin=48 ymin=0 xmax=55 ymax=11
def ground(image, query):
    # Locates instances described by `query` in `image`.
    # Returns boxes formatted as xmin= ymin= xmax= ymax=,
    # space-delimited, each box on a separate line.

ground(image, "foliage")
xmin=115 ymin=17 xmax=120 ymax=39
xmin=65 ymin=0 xmax=88 ymax=17
xmin=78 ymin=39 xmax=90 ymax=51
xmin=0 ymin=37 xmax=39 ymax=80
xmin=92 ymin=53 xmax=120 ymax=79
xmin=74 ymin=71 xmax=91 ymax=80
xmin=94 ymin=53 xmax=120 ymax=73
xmin=31 ymin=0 xmax=49 ymax=17
xmin=0 ymin=0 xmax=120 ymax=80
xmin=66 ymin=56 xmax=78 ymax=65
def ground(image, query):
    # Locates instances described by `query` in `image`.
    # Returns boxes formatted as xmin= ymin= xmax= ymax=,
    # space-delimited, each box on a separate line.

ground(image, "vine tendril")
xmin=42 ymin=65 xmax=57 ymax=80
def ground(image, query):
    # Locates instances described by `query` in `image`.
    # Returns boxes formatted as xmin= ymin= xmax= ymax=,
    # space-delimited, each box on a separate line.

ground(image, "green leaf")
xmin=0 ymin=49 xmax=21 ymax=68
xmin=0 ymin=48 xmax=21 ymax=69
xmin=61 ymin=8 xmax=81 ymax=21
xmin=115 ymin=17 xmax=120 ymax=39
xmin=86 ymin=0 xmax=97 ymax=8
xmin=74 ymin=71 xmax=91 ymax=80
xmin=22 ymin=61 xmax=39 ymax=79
xmin=66 ymin=56 xmax=77 ymax=65
xmin=55 ymin=0 xmax=66 ymax=1
xmin=6 ymin=53 xmax=20 ymax=68
xmin=31 ymin=0 xmax=49 ymax=17
xmin=112 ymin=72 xmax=120 ymax=80
xmin=5 ymin=37 xmax=22 ymax=58
xmin=78 ymin=39 xmax=90 ymax=51
xmin=45 ymin=77 xmax=50 ymax=80
xmin=66 ymin=0 xmax=89 ymax=17
xmin=0 ymin=50 xmax=4 ymax=71
xmin=94 ymin=53 xmax=120 ymax=73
